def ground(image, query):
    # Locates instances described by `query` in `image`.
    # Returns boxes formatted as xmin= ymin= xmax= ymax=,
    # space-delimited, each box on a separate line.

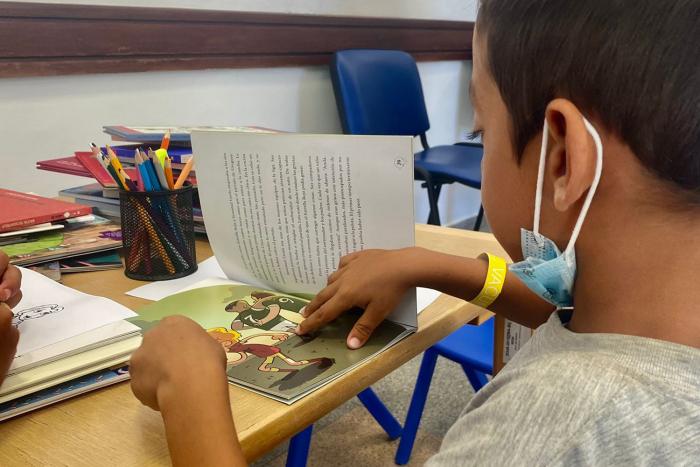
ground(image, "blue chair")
xmin=330 ymin=49 xmax=484 ymax=229
xmin=395 ymin=317 xmax=494 ymax=465
xmin=286 ymin=387 xmax=402 ymax=467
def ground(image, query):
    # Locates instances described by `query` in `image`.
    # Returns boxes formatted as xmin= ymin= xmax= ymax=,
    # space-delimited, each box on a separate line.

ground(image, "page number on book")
xmin=394 ymin=157 xmax=407 ymax=169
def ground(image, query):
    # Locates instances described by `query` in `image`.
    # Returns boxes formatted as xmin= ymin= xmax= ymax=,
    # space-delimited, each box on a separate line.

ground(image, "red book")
xmin=36 ymin=156 xmax=91 ymax=177
xmin=74 ymin=151 xmax=117 ymax=188
xmin=37 ymin=155 xmax=140 ymax=185
xmin=0 ymin=189 xmax=92 ymax=233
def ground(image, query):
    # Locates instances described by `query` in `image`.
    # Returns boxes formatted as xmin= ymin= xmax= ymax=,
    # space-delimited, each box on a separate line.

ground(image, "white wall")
xmin=16 ymin=0 xmax=478 ymax=21
xmin=0 ymin=1 xmax=480 ymax=225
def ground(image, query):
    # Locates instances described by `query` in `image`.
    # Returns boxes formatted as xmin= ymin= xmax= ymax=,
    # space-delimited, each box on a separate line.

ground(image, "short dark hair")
xmin=477 ymin=0 xmax=700 ymax=198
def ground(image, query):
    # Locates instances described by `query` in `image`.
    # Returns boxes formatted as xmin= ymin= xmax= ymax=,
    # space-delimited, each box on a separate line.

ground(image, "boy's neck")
xmin=569 ymin=207 xmax=700 ymax=349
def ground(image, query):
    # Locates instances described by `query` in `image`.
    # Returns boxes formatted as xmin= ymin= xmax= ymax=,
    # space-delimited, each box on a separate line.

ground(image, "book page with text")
xmin=192 ymin=132 xmax=417 ymax=327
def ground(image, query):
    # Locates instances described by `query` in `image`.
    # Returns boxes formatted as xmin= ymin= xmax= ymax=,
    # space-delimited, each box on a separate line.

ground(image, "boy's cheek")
xmin=480 ymin=149 xmax=530 ymax=261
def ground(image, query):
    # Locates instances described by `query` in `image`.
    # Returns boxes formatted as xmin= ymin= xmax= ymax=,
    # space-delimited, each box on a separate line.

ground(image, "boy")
xmin=0 ymin=251 xmax=23 ymax=386
xmin=129 ymin=0 xmax=700 ymax=465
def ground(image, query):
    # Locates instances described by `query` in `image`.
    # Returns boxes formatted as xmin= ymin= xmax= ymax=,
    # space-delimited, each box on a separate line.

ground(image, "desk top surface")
xmin=0 ymin=224 xmax=505 ymax=466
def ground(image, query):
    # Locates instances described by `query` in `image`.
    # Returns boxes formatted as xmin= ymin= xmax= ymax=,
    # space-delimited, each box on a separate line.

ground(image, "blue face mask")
xmin=509 ymin=117 xmax=603 ymax=308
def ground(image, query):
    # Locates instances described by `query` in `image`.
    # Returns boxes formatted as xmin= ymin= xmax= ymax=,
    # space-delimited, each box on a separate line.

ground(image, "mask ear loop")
xmin=531 ymin=119 xmax=550 ymax=237
xmin=563 ymin=117 xmax=603 ymax=254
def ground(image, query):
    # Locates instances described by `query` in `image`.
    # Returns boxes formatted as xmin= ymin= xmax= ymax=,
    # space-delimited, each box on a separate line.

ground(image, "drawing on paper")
xmin=225 ymin=290 xmax=305 ymax=332
xmin=12 ymin=304 xmax=64 ymax=327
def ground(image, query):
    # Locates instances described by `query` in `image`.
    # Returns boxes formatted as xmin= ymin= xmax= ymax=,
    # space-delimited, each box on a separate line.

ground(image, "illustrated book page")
xmin=131 ymin=284 xmax=411 ymax=403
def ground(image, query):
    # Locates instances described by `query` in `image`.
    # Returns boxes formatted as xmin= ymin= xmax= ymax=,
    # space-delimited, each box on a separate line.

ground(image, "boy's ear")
xmin=544 ymin=99 xmax=598 ymax=212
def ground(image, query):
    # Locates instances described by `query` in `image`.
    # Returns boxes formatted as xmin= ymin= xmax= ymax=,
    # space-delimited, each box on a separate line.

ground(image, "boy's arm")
xmin=0 ymin=252 xmax=23 ymax=386
xmin=0 ymin=304 xmax=19 ymax=386
xmin=298 ymin=247 xmax=553 ymax=348
xmin=158 ymin=367 xmax=246 ymax=467
xmin=130 ymin=316 xmax=248 ymax=467
xmin=411 ymin=248 xmax=554 ymax=329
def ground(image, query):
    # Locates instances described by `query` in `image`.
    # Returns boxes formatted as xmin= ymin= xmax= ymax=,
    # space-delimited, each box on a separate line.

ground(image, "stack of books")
xmin=36 ymin=125 xmax=275 ymax=235
xmin=0 ymin=189 xmax=123 ymax=282
xmin=0 ymin=267 xmax=141 ymax=421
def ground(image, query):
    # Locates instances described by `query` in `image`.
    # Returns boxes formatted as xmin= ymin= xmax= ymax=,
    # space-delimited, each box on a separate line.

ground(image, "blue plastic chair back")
xmin=330 ymin=49 xmax=431 ymax=136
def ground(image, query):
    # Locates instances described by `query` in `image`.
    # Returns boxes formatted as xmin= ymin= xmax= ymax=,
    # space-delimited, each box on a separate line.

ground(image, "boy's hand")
xmin=130 ymin=316 xmax=228 ymax=411
xmin=0 ymin=252 xmax=22 ymax=308
xmin=0 ymin=303 xmax=20 ymax=385
xmin=296 ymin=247 xmax=427 ymax=349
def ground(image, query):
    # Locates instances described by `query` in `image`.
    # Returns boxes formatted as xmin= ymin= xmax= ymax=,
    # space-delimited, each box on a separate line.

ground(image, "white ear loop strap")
xmin=531 ymin=116 xmax=603 ymax=252
xmin=565 ymin=118 xmax=603 ymax=253
xmin=532 ymin=119 xmax=549 ymax=235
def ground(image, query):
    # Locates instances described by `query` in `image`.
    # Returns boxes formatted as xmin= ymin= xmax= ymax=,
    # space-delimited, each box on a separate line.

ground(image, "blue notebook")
xmin=102 ymin=144 xmax=193 ymax=165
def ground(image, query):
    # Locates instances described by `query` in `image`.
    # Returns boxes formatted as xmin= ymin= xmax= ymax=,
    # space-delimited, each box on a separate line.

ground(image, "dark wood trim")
xmin=0 ymin=2 xmax=473 ymax=78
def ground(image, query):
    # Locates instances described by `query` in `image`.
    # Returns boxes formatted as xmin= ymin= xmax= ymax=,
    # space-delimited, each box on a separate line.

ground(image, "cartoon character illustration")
xmin=207 ymin=327 xmax=332 ymax=373
xmin=225 ymin=291 xmax=305 ymax=332
xmin=12 ymin=304 xmax=64 ymax=327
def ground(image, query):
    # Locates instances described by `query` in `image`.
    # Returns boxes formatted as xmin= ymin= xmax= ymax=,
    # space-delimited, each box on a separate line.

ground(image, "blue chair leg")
xmin=473 ymin=205 xmax=485 ymax=231
xmin=286 ymin=425 xmax=313 ymax=467
xmin=462 ymin=364 xmax=489 ymax=392
xmin=357 ymin=387 xmax=402 ymax=440
xmin=395 ymin=348 xmax=440 ymax=465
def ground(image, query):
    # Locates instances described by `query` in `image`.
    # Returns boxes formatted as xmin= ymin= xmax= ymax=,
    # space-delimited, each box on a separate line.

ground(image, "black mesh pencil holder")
xmin=119 ymin=184 xmax=198 ymax=281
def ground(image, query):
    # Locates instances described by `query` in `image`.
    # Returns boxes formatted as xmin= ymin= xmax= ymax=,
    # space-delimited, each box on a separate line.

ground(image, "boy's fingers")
xmin=337 ymin=251 xmax=362 ymax=269
xmin=326 ymin=268 xmax=347 ymax=285
xmin=0 ymin=303 xmax=13 ymax=324
xmin=0 ymin=254 xmax=9 ymax=275
xmin=346 ymin=302 xmax=390 ymax=349
xmin=0 ymin=265 xmax=21 ymax=303
xmin=296 ymin=295 xmax=348 ymax=335
xmin=5 ymin=290 xmax=22 ymax=309
xmin=302 ymin=282 xmax=339 ymax=317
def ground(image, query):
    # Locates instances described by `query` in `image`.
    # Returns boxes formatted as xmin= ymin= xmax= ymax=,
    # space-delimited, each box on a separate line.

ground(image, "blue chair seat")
xmin=433 ymin=317 xmax=494 ymax=373
xmin=415 ymin=144 xmax=483 ymax=190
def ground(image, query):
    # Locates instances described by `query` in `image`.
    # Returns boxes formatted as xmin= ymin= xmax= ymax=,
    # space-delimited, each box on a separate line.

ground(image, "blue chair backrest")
xmin=330 ymin=49 xmax=431 ymax=136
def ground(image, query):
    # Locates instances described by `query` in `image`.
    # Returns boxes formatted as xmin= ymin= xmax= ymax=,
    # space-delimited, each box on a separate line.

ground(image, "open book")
xmin=133 ymin=132 xmax=417 ymax=403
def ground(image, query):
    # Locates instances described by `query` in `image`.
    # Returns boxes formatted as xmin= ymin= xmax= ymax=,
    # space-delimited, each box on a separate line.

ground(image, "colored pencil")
xmin=149 ymin=148 xmax=169 ymax=190
xmin=174 ymin=157 xmax=194 ymax=189
xmin=160 ymin=130 xmax=171 ymax=151
xmin=164 ymin=157 xmax=175 ymax=190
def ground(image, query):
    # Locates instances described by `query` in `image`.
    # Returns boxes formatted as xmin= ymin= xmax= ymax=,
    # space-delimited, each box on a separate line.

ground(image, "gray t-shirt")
xmin=427 ymin=312 xmax=700 ymax=466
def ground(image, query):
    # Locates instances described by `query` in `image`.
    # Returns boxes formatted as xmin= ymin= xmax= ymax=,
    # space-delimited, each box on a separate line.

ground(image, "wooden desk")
xmin=0 ymin=224 xmax=505 ymax=466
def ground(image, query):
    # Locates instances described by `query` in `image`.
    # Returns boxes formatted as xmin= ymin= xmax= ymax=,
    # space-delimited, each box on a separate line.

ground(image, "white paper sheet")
xmin=417 ymin=287 xmax=442 ymax=314
xmin=125 ymin=256 xmax=226 ymax=301
xmin=12 ymin=267 xmax=136 ymax=357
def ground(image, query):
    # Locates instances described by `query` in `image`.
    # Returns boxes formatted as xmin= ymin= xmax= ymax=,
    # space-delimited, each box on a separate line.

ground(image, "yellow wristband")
xmin=470 ymin=253 xmax=507 ymax=309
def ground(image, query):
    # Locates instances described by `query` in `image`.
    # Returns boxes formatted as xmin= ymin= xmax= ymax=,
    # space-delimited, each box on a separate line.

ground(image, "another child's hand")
xmin=0 ymin=252 xmax=22 ymax=308
xmin=296 ymin=247 xmax=427 ymax=349
xmin=130 ymin=316 xmax=228 ymax=411
xmin=0 ymin=303 xmax=20 ymax=386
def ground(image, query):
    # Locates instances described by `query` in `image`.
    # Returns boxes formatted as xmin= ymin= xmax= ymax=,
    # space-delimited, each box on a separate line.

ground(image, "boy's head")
xmin=473 ymin=0 xmax=700 ymax=259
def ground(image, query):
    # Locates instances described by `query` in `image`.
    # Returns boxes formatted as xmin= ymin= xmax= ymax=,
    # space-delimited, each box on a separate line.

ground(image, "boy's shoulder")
xmin=427 ymin=313 xmax=700 ymax=466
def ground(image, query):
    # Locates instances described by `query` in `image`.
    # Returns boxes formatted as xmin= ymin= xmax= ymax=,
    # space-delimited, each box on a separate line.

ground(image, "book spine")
xmin=0 ymin=206 xmax=93 ymax=233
